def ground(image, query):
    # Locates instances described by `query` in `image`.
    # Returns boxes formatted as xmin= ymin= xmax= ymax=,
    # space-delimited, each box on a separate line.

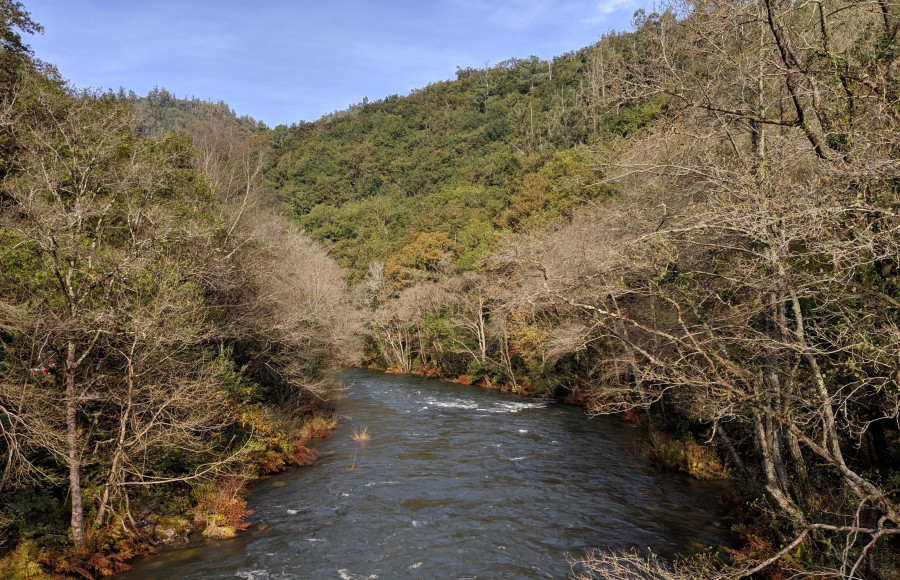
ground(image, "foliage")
xmin=642 ymin=429 xmax=727 ymax=480
xmin=268 ymin=48 xmax=623 ymax=282
xmin=191 ymin=476 xmax=252 ymax=540
xmin=0 ymin=541 xmax=50 ymax=580
xmin=499 ymin=1 xmax=900 ymax=577
xmin=0 ymin=8 xmax=355 ymax=573
xmin=346 ymin=0 xmax=900 ymax=576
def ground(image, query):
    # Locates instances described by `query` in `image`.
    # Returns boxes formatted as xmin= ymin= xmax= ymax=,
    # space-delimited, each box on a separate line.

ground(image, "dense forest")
xmin=1 ymin=0 xmax=900 ymax=577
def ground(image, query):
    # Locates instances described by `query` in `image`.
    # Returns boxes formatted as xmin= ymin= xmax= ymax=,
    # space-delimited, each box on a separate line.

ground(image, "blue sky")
xmin=24 ymin=0 xmax=642 ymax=127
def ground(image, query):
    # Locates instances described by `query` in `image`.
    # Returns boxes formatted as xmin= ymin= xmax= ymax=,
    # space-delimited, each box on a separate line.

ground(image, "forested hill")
xmin=129 ymin=87 xmax=268 ymax=136
xmin=266 ymin=40 xmax=662 ymax=282
xmin=270 ymin=3 xmax=900 ymax=578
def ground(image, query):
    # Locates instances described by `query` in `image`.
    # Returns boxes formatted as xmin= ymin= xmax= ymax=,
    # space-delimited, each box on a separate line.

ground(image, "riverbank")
xmin=119 ymin=369 xmax=734 ymax=579
xmin=0 ymin=413 xmax=339 ymax=579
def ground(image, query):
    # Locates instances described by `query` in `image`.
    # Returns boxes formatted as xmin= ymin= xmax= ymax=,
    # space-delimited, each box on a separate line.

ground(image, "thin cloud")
xmin=582 ymin=0 xmax=640 ymax=24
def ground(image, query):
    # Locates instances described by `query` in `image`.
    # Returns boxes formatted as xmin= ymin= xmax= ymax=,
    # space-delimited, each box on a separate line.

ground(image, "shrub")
xmin=642 ymin=429 xmax=728 ymax=480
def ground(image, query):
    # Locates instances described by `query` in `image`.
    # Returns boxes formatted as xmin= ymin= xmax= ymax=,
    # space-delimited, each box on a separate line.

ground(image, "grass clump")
xmin=350 ymin=426 xmax=371 ymax=441
xmin=642 ymin=429 xmax=727 ymax=480
xmin=298 ymin=413 xmax=338 ymax=440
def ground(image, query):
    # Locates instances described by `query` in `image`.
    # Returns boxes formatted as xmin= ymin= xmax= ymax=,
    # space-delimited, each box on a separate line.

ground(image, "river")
xmin=121 ymin=368 xmax=730 ymax=579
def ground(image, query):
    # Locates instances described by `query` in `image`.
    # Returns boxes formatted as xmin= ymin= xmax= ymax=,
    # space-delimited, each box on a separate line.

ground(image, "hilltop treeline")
xmin=0 ymin=2 xmax=358 ymax=576
xmin=271 ymin=0 xmax=900 ymax=577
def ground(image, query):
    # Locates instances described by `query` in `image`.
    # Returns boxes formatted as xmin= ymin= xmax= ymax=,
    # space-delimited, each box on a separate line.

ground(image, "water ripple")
xmin=121 ymin=369 xmax=730 ymax=579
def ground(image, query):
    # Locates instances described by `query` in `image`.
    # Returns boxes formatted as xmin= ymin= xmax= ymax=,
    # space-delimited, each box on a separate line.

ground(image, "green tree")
xmin=0 ymin=0 xmax=41 ymax=89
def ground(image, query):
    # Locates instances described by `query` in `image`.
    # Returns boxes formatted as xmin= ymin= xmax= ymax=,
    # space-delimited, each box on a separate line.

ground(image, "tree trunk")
xmin=66 ymin=341 xmax=86 ymax=548
xmin=97 ymin=388 xmax=132 ymax=526
xmin=754 ymin=410 xmax=804 ymax=524
xmin=715 ymin=424 xmax=746 ymax=475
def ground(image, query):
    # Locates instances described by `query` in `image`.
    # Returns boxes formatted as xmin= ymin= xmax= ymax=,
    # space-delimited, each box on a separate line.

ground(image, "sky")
xmin=23 ymin=0 xmax=643 ymax=127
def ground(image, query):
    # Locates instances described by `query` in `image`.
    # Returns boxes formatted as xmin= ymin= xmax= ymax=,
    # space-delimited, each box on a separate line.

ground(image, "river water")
xmin=122 ymin=369 xmax=730 ymax=579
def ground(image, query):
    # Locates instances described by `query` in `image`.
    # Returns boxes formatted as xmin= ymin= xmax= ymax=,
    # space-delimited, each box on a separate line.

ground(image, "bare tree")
xmin=369 ymin=281 xmax=451 ymax=373
xmin=0 ymin=79 xmax=232 ymax=547
xmin=494 ymin=0 xmax=900 ymax=575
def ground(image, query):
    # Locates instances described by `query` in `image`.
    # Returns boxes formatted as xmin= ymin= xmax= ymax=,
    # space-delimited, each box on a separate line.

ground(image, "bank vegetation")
xmin=0 ymin=3 xmax=359 ymax=576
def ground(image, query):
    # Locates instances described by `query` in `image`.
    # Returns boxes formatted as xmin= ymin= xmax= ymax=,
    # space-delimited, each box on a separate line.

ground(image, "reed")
xmin=298 ymin=413 xmax=338 ymax=439
xmin=350 ymin=425 xmax=371 ymax=441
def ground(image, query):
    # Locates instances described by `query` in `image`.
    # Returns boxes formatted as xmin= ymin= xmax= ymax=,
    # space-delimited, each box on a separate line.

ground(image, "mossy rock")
xmin=202 ymin=524 xmax=236 ymax=540
xmin=152 ymin=516 xmax=193 ymax=544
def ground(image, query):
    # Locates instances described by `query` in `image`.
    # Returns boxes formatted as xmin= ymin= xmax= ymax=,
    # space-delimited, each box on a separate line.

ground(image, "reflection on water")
xmin=121 ymin=369 xmax=730 ymax=579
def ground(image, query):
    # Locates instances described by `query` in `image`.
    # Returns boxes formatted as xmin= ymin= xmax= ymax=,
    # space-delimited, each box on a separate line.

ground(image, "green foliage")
xmin=129 ymin=86 xmax=265 ymax=136
xmin=0 ymin=0 xmax=42 ymax=101
xmin=268 ymin=39 xmax=645 ymax=281
xmin=0 ymin=490 xmax=68 ymax=550
xmin=0 ymin=540 xmax=51 ymax=580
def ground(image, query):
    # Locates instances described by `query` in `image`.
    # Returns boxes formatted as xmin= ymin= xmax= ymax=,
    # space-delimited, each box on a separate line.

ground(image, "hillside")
xmin=267 ymin=42 xmax=663 ymax=282
xmin=271 ymin=3 xmax=900 ymax=578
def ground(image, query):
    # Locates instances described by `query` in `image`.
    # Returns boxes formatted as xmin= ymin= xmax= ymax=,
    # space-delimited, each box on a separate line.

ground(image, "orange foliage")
xmin=192 ymin=475 xmax=253 ymax=539
xmin=42 ymin=526 xmax=155 ymax=579
xmin=288 ymin=436 xmax=316 ymax=466
xmin=506 ymin=310 xmax=551 ymax=361
xmin=412 ymin=364 xmax=440 ymax=378
xmin=384 ymin=231 xmax=452 ymax=286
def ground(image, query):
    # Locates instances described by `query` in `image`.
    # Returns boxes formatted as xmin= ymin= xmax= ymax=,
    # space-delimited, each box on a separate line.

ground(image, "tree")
xmin=0 ymin=0 xmax=41 ymax=89
xmin=448 ymin=273 xmax=490 ymax=368
xmin=181 ymin=109 xmax=361 ymax=408
xmin=495 ymin=0 xmax=900 ymax=575
xmin=369 ymin=281 xmax=451 ymax=373
xmin=384 ymin=231 xmax=452 ymax=288
xmin=0 ymin=78 xmax=227 ymax=548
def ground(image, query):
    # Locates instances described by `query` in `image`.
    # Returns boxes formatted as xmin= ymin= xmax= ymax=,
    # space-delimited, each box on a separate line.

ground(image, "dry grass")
xmin=297 ymin=413 xmax=338 ymax=440
xmin=350 ymin=425 xmax=371 ymax=441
